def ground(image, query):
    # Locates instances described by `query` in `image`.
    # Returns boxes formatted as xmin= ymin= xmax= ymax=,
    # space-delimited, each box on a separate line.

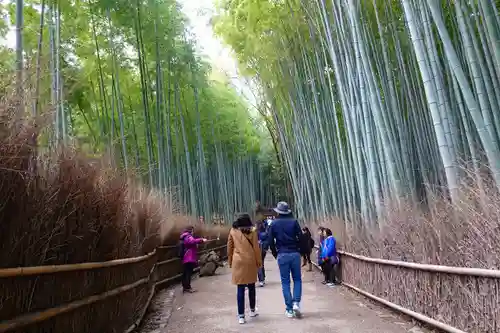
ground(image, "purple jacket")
xmin=180 ymin=231 xmax=204 ymax=264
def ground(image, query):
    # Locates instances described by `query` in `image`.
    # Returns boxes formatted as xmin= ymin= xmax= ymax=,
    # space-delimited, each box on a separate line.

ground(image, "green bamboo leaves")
xmin=214 ymin=0 xmax=500 ymax=225
xmin=4 ymin=0 xmax=282 ymax=223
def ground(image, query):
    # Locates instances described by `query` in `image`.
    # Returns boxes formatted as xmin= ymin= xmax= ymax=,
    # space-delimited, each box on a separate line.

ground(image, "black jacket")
xmin=299 ymin=231 xmax=314 ymax=255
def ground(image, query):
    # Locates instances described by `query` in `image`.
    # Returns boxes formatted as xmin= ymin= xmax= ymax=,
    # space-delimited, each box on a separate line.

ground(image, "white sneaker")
xmin=326 ymin=282 xmax=334 ymax=287
xmin=259 ymin=281 xmax=264 ymax=287
xmin=249 ymin=309 xmax=258 ymax=317
xmin=285 ymin=310 xmax=294 ymax=318
xmin=293 ymin=302 xmax=302 ymax=318
xmin=238 ymin=317 xmax=246 ymax=324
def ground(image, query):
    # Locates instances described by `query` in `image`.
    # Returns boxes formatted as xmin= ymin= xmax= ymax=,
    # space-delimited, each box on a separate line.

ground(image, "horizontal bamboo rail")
xmin=342 ymin=282 xmax=467 ymax=333
xmin=155 ymin=244 xmax=226 ymax=266
xmin=313 ymin=246 xmax=500 ymax=277
xmin=128 ymin=242 xmax=227 ymax=332
xmin=0 ymin=239 xmax=228 ymax=333
xmin=312 ymin=246 xmax=498 ymax=332
xmin=0 ymin=238 xmax=222 ymax=279
xmin=0 ymin=278 xmax=149 ymax=333
xmin=0 ymin=251 xmax=157 ymax=278
xmin=157 ymin=238 xmax=219 ymax=251
xmin=314 ymin=245 xmax=500 ymax=279
xmin=154 ymin=245 xmax=227 ymax=287
xmin=156 ymin=257 xmax=180 ymax=266
xmin=338 ymin=250 xmax=500 ymax=278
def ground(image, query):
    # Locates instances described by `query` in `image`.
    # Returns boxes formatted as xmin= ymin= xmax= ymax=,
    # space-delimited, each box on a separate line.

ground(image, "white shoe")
xmin=249 ymin=309 xmax=259 ymax=317
xmin=285 ymin=310 xmax=294 ymax=318
xmin=293 ymin=302 xmax=302 ymax=318
xmin=326 ymin=282 xmax=334 ymax=287
xmin=238 ymin=317 xmax=246 ymax=324
xmin=259 ymin=281 xmax=264 ymax=287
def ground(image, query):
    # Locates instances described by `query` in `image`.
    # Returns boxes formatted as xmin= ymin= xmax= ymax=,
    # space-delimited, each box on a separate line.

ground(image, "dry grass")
xmin=310 ymin=174 xmax=500 ymax=269
xmin=0 ymin=95 xmax=226 ymax=267
xmin=346 ymin=184 xmax=499 ymax=269
xmin=0 ymin=91 xmax=230 ymax=332
xmin=310 ymin=174 xmax=500 ymax=332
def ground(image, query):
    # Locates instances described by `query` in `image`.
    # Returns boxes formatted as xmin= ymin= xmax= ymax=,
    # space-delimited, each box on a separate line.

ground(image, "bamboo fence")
xmin=337 ymin=250 xmax=500 ymax=333
xmin=0 ymin=239 xmax=227 ymax=333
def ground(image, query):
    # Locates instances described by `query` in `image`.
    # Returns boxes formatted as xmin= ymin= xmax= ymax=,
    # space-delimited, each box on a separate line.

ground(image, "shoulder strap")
xmin=244 ymin=234 xmax=253 ymax=247
xmin=240 ymin=230 xmax=254 ymax=248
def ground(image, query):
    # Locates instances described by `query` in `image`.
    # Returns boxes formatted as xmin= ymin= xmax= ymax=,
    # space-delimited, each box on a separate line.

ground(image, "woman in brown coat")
xmin=227 ymin=214 xmax=262 ymax=324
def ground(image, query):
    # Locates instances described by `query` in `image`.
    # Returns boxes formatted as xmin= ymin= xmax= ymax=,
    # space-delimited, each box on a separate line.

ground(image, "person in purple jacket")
xmin=180 ymin=226 xmax=207 ymax=293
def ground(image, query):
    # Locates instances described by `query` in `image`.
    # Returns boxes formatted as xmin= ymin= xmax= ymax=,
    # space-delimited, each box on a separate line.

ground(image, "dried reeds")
xmin=0 ymin=94 xmax=226 ymax=268
xmin=0 ymin=91 xmax=229 ymax=332
xmin=310 ymin=172 xmax=500 ymax=332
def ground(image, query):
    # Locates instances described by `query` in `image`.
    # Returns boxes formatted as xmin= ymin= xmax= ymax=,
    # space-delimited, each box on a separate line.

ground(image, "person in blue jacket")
xmin=268 ymin=201 xmax=303 ymax=319
xmin=257 ymin=220 xmax=269 ymax=286
xmin=318 ymin=228 xmax=338 ymax=287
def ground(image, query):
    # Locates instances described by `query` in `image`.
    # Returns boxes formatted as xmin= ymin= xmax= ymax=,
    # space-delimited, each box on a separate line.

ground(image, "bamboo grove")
xmin=0 ymin=0 xmax=287 ymax=223
xmin=213 ymin=0 xmax=500 ymax=225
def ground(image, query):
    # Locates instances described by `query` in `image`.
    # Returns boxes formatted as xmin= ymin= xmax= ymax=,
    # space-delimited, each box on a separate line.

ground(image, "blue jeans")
xmin=277 ymin=252 xmax=302 ymax=311
xmin=237 ymin=284 xmax=256 ymax=317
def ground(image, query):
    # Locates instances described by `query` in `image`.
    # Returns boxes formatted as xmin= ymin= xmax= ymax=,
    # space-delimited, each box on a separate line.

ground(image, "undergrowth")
xmin=310 ymin=171 xmax=500 ymax=269
xmin=0 ymin=94 xmax=227 ymax=268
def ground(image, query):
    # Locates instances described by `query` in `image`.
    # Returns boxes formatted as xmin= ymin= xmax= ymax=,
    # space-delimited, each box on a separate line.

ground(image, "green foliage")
xmin=0 ymin=0 xmax=282 ymax=219
xmin=213 ymin=0 xmax=500 ymax=223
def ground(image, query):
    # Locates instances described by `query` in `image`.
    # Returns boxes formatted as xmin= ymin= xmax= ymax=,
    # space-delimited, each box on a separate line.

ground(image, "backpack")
xmin=310 ymin=238 xmax=315 ymax=249
xmin=177 ymin=235 xmax=187 ymax=258
xmin=258 ymin=225 xmax=269 ymax=251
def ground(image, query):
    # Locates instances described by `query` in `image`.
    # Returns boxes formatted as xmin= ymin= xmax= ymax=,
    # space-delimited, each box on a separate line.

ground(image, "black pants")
xmin=302 ymin=251 xmax=311 ymax=265
xmin=182 ymin=262 xmax=195 ymax=290
xmin=237 ymin=283 xmax=256 ymax=317
xmin=321 ymin=262 xmax=333 ymax=283
xmin=332 ymin=263 xmax=340 ymax=283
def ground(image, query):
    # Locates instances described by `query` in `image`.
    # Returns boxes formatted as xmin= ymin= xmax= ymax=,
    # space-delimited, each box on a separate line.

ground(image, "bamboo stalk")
xmin=15 ymin=0 xmax=23 ymax=98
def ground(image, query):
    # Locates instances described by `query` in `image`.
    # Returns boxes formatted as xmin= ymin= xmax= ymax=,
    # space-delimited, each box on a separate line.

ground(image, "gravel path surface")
xmin=144 ymin=256 xmax=431 ymax=333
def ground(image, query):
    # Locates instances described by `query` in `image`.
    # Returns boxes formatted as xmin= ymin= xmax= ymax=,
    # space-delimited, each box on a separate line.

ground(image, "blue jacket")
xmin=319 ymin=235 xmax=337 ymax=264
xmin=268 ymin=217 xmax=301 ymax=256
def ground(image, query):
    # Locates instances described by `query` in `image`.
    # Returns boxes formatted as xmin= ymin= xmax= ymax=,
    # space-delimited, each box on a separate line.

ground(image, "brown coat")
xmin=227 ymin=227 xmax=262 ymax=285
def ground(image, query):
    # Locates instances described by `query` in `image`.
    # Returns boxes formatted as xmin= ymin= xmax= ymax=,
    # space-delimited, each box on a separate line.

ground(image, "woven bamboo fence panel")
xmin=0 ymin=239 xmax=227 ymax=333
xmin=339 ymin=251 xmax=500 ymax=333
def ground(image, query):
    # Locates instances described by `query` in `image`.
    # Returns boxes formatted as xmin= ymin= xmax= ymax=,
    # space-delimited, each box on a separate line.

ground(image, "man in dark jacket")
xmin=269 ymin=201 xmax=303 ymax=319
xmin=300 ymin=227 xmax=314 ymax=272
xmin=257 ymin=221 xmax=269 ymax=286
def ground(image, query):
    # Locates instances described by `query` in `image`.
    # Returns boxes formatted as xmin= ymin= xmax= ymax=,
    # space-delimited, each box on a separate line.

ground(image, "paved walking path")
xmin=154 ymin=256 xmax=428 ymax=333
